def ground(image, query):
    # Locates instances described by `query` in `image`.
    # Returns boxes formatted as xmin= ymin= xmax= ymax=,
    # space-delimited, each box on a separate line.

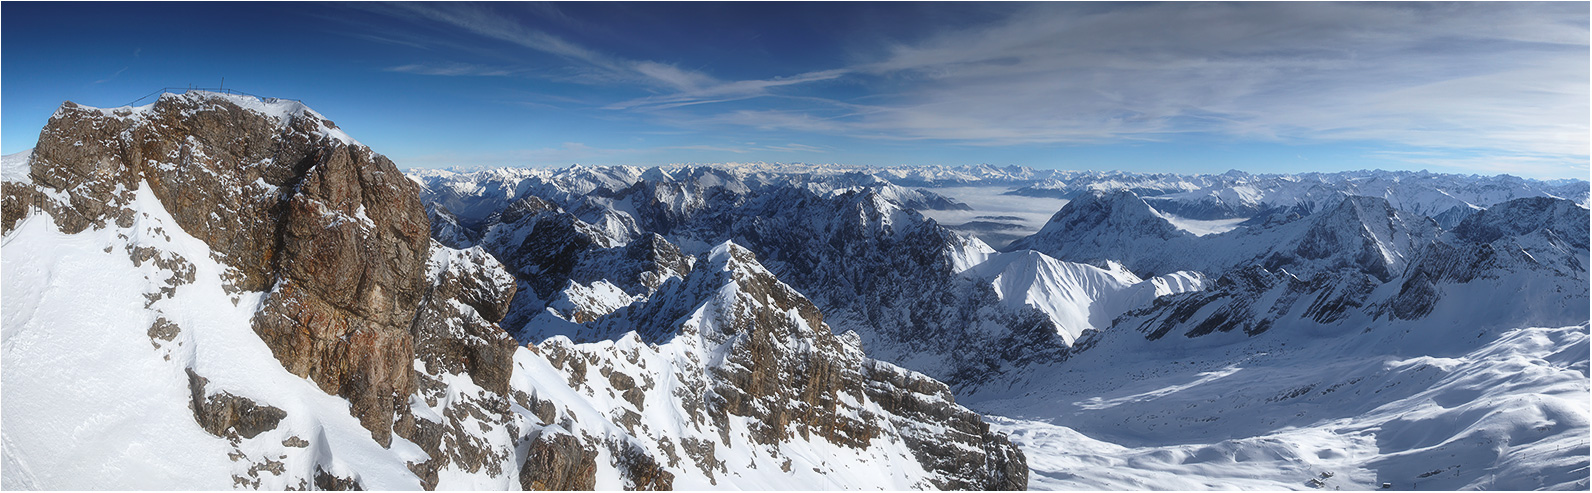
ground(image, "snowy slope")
xmin=3 ymin=183 xmax=426 ymax=490
xmin=1 ymin=149 xmax=32 ymax=184
xmin=973 ymin=321 xmax=1589 ymax=491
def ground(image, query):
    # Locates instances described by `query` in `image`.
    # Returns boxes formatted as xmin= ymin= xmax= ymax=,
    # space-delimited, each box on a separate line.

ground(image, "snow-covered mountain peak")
xmin=1280 ymin=194 xmax=1438 ymax=281
xmin=963 ymin=249 xmax=1204 ymax=345
xmin=1452 ymin=196 xmax=1590 ymax=249
xmin=1029 ymin=190 xmax=1187 ymax=242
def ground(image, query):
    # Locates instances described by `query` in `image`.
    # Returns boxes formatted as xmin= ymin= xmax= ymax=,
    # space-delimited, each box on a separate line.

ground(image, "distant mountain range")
xmin=3 ymin=91 xmax=1586 ymax=490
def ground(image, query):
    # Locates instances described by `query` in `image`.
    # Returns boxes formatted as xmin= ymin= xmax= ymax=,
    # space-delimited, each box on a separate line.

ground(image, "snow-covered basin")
xmin=968 ymin=322 xmax=1590 ymax=490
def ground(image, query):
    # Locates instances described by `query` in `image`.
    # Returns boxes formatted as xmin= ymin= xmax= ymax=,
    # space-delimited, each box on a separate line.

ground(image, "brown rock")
xmin=186 ymin=368 xmax=286 ymax=441
xmin=614 ymin=441 xmax=674 ymax=491
xmin=520 ymin=431 xmax=598 ymax=491
xmin=407 ymin=244 xmax=518 ymax=395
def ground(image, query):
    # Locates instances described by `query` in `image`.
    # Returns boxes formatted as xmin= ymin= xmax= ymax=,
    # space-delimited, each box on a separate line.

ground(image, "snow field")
xmin=978 ymin=324 xmax=1589 ymax=490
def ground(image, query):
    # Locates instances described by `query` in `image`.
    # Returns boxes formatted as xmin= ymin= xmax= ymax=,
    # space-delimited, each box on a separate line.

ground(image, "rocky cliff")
xmin=3 ymin=92 xmax=429 ymax=446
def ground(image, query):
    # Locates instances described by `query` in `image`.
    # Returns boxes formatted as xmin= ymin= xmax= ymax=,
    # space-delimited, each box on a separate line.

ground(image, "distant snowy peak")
xmin=1275 ymin=194 xmax=1439 ymax=282
xmin=1452 ymin=196 xmax=1589 ymax=249
xmin=1008 ymin=168 xmax=1588 ymax=221
xmin=825 ymin=182 xmax=971 ymax=211
xmin=964 ymin=249 xmax=1205 ymax=345
xmin=1005 ymin=190 xmax=1195 ymax=277
xmin=1012 ymin=191 xmax=1451 ymax=284
xmin=1026 ymin=190 xmax=1189 ymax=242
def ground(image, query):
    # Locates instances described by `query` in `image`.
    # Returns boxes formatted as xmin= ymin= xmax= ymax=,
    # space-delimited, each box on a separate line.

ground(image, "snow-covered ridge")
xmin=964 ymin=250 xmax=1204 ymax=345
xmin=53 ymin=90 xmax=360 ymax=147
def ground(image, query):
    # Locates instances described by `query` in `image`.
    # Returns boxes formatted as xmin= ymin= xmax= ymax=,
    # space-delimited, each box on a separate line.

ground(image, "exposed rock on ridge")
xmin=546 ymin=242 xmax=1028 ymax=489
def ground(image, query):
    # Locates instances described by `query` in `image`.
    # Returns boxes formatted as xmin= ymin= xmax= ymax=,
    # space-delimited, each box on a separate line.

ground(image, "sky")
xmin=2 ymin=2 xmax=1588 ymax=179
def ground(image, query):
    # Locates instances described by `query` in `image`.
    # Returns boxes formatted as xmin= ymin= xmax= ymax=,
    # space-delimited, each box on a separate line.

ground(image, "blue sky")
xmin=3 ymin=2 xmax=1587 ymax=179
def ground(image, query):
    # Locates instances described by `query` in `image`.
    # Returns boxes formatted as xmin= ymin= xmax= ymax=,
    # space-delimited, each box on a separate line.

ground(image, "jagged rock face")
xmin=1275 ymin=195 xmax=1437 ymax=282
xmin=251 ymin=142 xmax=430 ymax=446
xmin=699 ymin=189 xmax=1066 ymax=386
xmin=480 ymin=195 xmax=616 ymax=301
xmin=520 ymin=431 xmax=599 ymax=491
xmin=537 ymin=243 xmax=1028 ymax=490
xmin=476 ymin=198 xmax=697 ymax=331
xmin=409 ymin=243 xmax=519 ymax=393
xmin=543 ymin=233 xmax=695 ymax=324
xmin=1452 ymin=196 xmax=1590 ymax=250
xmin=5 ymin=92 xmax=430 ymax=446
xmin=9 ymin=95 xmax=352 ymax=289
xmin=392 ymin=243 xmax=525 ymax=490
xmin=606 ymin=233 xmax=693 ymax=294
xmin=427 ymin=203 xmax=481 ymax=249
xmin=1124 ymin=264 xmax=1376 ymax=340
xmin=861 ymin=361 xmax=1029 ymax=490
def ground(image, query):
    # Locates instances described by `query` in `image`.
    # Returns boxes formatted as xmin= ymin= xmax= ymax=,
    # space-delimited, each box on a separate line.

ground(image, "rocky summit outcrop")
xmin=3 ymin=91 xmax=429 ymax=445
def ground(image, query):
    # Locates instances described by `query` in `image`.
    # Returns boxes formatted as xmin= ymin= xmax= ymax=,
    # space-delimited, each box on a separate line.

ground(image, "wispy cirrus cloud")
xmin=603 ymin=69 xmax=850 ymax=111
xmin=365 ymin=2 xmax=1587 ymax=176
xmin=784 ymin=2 xmax=1588 ymax=161
xmin=381 ymin=2 xmax=716 ymax=91
xmin=366 ymin=3 xmax=848 ymax=109
xmin=385 ymin=62 xmax=516 ymax=77
xmin=93 ymin=66 xmax=129 ymax=84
